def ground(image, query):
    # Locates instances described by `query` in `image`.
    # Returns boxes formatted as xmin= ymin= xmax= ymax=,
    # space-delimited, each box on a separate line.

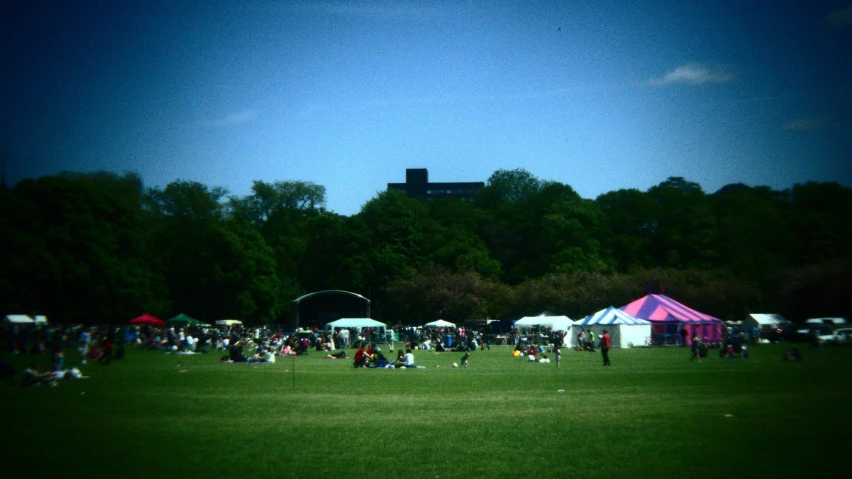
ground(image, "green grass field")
xmin=1 ymin=343 xmax=850 ymax=478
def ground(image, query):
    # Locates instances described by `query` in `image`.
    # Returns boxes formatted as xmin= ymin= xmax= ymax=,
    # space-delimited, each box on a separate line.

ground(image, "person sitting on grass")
xmin=353 ymin=344 xmax=372 ymax=368
xmin=401 ymin=348 xmax=416 ymax=368
xmin=370 ymin=346 xmax=388 ymax=365
xmin=280 ymin=341 xmax=297 ymax=356
xmin=249 ymin=348 xmax=275 ymax=363
xmin=229 ymin=341 xmax=249 ymax=363
xmin=394 ymin=350 xmax=406 ymax=367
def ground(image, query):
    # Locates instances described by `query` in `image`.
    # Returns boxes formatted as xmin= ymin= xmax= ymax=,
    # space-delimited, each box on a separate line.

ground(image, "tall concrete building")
xmin=387 ymin=168 xmax=484 ymax=202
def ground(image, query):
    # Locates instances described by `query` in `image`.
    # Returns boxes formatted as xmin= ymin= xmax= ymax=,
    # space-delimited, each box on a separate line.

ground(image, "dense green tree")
xmin=784 ymin=182 xmax=852 ymax=263
xmin=2 ymin=173 xmax=164 ymax=323
xmin=422 ymin=199 xmax=502 ymax=278
xmin=596 ymin=188 xmax=658 ymax=271
xmin=646 ymin=177 xmax=717 ymax=268
xmin=357 ymin=189 xmax=430 ymax=280
xmin=711 ymin=188 xmax=793 ymax=278
xmin=384 ymin=266 xmax=505 ymax=325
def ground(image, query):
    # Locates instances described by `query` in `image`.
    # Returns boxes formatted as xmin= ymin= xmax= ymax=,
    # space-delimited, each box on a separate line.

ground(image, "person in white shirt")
xmin=403 ymin=349 xmax=416 ymax=368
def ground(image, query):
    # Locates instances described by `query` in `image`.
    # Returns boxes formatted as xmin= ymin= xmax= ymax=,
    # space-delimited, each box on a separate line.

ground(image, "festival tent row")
xmin=620 ymin=294 xmax=724 ymax=345
xmin=128 ymin=313 xmax=239 ymax=328
xmin=574 ymin=307 xmax=651 ymax=348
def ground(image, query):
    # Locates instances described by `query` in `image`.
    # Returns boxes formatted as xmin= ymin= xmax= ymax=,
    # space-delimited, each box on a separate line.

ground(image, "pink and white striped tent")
xmin=620 ymin=294 xmax=724 ymax=346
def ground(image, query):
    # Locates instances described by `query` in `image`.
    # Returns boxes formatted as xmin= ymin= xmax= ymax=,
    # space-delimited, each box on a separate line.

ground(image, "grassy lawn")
xmin=1 ymin=343 xmax=850 ymax=478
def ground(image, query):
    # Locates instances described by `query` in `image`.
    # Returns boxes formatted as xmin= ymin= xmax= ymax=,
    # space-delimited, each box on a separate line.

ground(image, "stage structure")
xmin=291 ymin=290 xmax=370 ymax=330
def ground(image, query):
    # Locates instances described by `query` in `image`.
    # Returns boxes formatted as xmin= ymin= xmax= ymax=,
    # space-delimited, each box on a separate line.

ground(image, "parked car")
xmin=806 ymin=317 xmax=847 ymax=327
xmin=831 ymin=328 xmax=852 ymax=345
xmin=783 ymin=325 xmax=835 ymax=344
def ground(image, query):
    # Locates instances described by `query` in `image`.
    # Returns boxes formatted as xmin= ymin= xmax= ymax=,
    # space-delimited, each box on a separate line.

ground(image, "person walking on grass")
xmin=460 ymin=351 xmax=470 ymax=368
xmin=601 ymin=330 xmax=612 ymax=366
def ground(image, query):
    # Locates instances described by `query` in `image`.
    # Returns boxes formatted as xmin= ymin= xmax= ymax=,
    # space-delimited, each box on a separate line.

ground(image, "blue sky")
xmin=2 ymin=0 xmax=850 ymax=215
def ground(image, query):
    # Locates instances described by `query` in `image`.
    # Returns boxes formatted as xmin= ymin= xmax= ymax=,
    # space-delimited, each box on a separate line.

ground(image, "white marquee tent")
xmin=424 ymin=319 xmax=456 ymax=328
xmin=325 ymin=318 xmax=387 ymax=334
xmin=574 ymin=306 xmax=651 ymax=348
xmin=513 ymin=315 xmax=574 ymax=347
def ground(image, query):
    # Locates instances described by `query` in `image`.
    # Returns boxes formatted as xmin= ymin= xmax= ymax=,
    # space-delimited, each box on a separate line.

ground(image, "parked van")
xmin=805 ymin=317 xmax=847 ymax=326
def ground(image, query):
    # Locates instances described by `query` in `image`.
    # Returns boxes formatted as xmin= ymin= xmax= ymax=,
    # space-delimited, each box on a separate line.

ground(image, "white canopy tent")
xmin=3 ymin=314 xmax=35 ymax=325
xmin=215 ymin=319 xmax=243 ymax=327
xmin=513 ymin=316 xmax=574 ymax=347
xmin=325 ymin=318 xmax=387 ymax=335
xmin=743 ymin=314 xmax=791 ymax=331
xmin=574 ymin=306 xmax=651 ymax=348
xmin=34 ymin=315 xmax=48 ymax=326
xmin=424 ymin=319 xmax=456 ymax=328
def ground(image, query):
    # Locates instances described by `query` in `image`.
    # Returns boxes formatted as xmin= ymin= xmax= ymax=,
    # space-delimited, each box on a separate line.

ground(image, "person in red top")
xmin=601 ymin=330 xmax=612 ymax=366
xmin=353 ymin=344 xmax=372 ymax=368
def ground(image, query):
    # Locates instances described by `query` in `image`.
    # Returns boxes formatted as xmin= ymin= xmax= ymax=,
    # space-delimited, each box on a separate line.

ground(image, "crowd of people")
xmin=0 ymin=323 xmax=105 ymax=386
xmin=3 ymin=316 xmax=816 ymax=387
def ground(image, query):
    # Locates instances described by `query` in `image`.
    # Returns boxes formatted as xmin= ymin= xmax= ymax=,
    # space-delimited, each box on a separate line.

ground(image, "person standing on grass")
xmin=460 ymin=351 xmax=470 ymax=368
xmin=601 ymin=330 xmax=612 ymax=366
xmin=690 ymin=333 xmax=702 ymax=362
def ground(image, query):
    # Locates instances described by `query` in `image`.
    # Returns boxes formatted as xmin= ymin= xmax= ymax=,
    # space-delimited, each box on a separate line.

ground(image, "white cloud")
xmin=825 ymin=7 xmax=852 ymax=28
xmin=783 ymin=117 xmax=838 ymax=131
xmin=648 ymin=63 xmax=735 ymax=86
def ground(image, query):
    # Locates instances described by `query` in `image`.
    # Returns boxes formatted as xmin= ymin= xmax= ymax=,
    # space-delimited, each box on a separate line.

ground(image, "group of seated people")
xmin=719 ymin=343 xmax=749 ymax=358
xmin=352 ymin=344 xmax=418 ymax=368
xmin=575 ymin=331 xmax=597 ymax=352
xmin=221 ymin=341 xmax=276 ymax=363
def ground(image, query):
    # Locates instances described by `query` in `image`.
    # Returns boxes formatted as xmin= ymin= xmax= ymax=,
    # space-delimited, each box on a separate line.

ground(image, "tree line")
xmin=1 ymin=169 xmax=849 ymax=326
